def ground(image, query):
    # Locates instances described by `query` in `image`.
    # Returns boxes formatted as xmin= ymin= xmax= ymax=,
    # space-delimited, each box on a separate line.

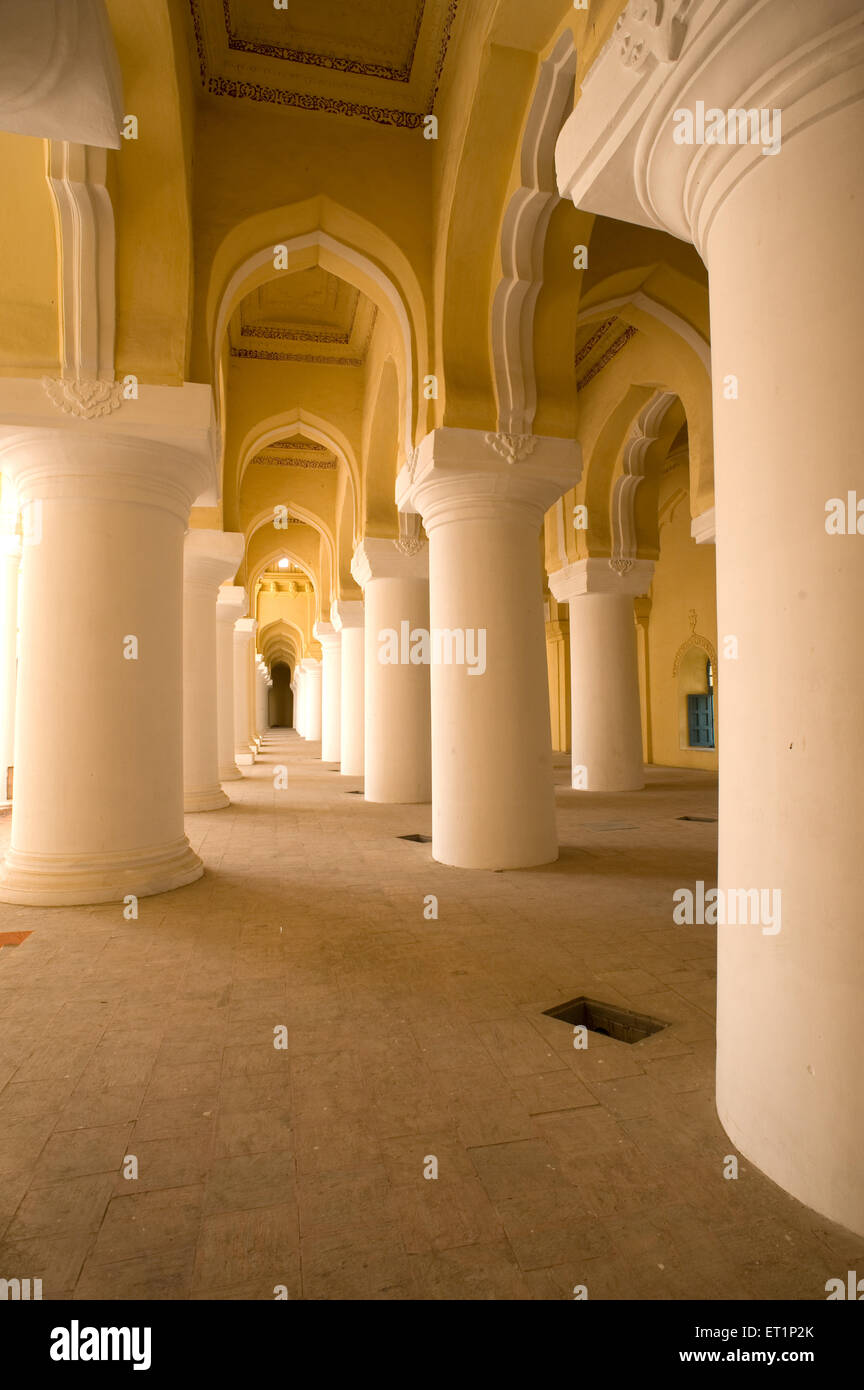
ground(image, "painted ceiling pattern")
xmin=250 ymin=435 xmax=338 ymax=470
xmin=573 ymin=315 xmax=639 ymax=393
xmin=230 ymin=267 xmax=377 ymax=366
xmin=187 ymin=0 xmax=460 ymax=127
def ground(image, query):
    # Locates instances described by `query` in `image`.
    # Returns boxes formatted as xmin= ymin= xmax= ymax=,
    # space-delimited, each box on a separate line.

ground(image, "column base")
xmin=219 ymin=764 xmax=243 ymax=781
xmin=235 ymin=749 xmax=256 ymax=765
xmin=184 ymin=786 xmax=231 ymax=813
xmin=366 ymin=792 xmax=431 ymax=806
xmin=0 ymin=836 xmax=204 ymax=906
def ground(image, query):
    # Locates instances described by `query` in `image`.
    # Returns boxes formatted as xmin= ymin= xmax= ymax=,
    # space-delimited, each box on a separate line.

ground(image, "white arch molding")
xmin=491 ymin=29 xmax=578 ymax=436
xmin=575 ymin=292 xmax=711 ymax=377
xmin=610 ymin=389 xmax=678 ymax=572
xmin=214 ymin=232 xmax=416 ymax=452
xmin=236 ymin=407 xmax=361 ymax=528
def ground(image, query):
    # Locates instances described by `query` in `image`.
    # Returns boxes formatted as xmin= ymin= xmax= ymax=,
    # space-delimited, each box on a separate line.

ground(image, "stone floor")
xmin=0 ymin=731 xmax=860 ymax=1301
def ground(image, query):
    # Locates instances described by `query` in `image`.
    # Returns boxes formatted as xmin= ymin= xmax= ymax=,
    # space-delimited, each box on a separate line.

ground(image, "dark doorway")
xmin=269 ymin=661 xmax=293 ymax=728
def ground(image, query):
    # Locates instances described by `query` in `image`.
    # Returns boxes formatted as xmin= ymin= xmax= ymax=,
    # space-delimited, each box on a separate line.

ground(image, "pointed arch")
xmin=207 ymin=197 xmax=428 ymax=456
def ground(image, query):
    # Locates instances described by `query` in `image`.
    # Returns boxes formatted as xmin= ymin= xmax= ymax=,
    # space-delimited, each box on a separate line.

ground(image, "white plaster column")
xmin=0 ymin=429 xmax=210 ymax=904
xmin=351 ymin=539 xmax=431 ymax=804
xmin=215 ymin=585 xmax=246 ymax=781
xmin=555 ymin=0 xmax=864 ymax=1233
xmin=294 ymin=665 xmax=306 ymax=738
xmin=332 ymin=599 xmax=364 ymax=776
xmin=233 ymin=618 xmax=257 ymax=765
xmin=290 ymin=672 xmax=298 ymax=731
xmin=314 ymin=621 xmax=342 ymax=763
xmin=183 ymin=531 xmax=244 ymax=812
xmin=399 ymin=428 xmax=579 ymax=868
xmin=0 ymin=500 xmax=20 ymax=803
xmin=549 ymin=559 xmax=653 ymax=792
xmin=255 ymin=659 xmax=271 ymax=737
xmin=300 ymin=657 xmax=322 ymax=742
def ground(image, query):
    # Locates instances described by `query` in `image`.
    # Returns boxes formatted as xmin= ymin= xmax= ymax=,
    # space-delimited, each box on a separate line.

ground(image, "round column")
xmin=294 ymin=665 xmax=306 ymax=738
xmin=332 ymin=599 xmax=364 ymax=777
xmin=0 ymin=430 xmax=209 ymax=905
xmin=554 ymin=0 xmax=864 ymax=1232
xmin=709 ymin=103 xmax=864 ymax=1233
xmin=215 ymin=585 xmax=246 ymax=781
xmin=255 ymin=659 xmax=270 ymax=738
xmin=301 ymin=658 xmax=322 ymax=742
xmin=232 ymin=618 xmax=256 ymax=765
xmin=351 ymin=540 xmax=431 ymax=803
xmin=290 ymin=672 xmax=298 ymax=730
xmin=401 ymin=428 xmax=579 ymax=868
xmin=0 ymin=488 xmax=20 ymax=804
xmin=183 ymin=531 xmax=244 ymax=812
xmin=314 ymin=621 xmax=342 ymax=764
xmin=549 ymin=560 xmax=653 ymax=791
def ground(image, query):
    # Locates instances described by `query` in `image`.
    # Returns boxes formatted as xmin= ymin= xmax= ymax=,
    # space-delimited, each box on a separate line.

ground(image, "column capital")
xmin=300 ymin=656 xmax=321 ymax=673
xmin=548 ymin=557 xmax=655 ymax=601
xmin=313 ymin=620 xmax=341 ymax=648
xmin=234 ymin=617 xmax=257 ymax=643
xmin=0 ymin=380 xmax=219 ymax=513
xmin=184 ymin=530 xmax=244 ymax=591
xmin=331 ymin=598 xmax=364 ymax=632
xmin=690 ymin=507 xmax=716 ymax=545
xmin=396 ymin=427 xmax=580 ymax=530
xmin=216 ymin=584 xmax=248 ymax=623
xmin=351 ymin=537 xmax=428 ymax=587
xmin=555 ymin=0 xmax=864 ymax=257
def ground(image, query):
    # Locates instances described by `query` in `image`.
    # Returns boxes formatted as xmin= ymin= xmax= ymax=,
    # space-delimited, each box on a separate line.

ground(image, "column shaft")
xmin=400 ymin=428 xmax=579 ymax=868
xmin=301 ymin=660 xmax=322 ymax=742
xmin=353 ymin=542 xmax=431 ymax=804
xmin=216 ymin=586 xmax=245 ymax=781
xmin=233 ymin=619 xmax=256 ymax=765
xmin=549 ymin=561 xmax=652 ymax=792
xmin=333 ymin=600 xmax=364 ymax=777
xmin=183 ymin=532 xmax=244 ymax=813
xmin=0 ymin=527 xmax=20 ymax=803
xmin=315 ymin=624 xmax=342 ymax=764
xmin=0 ymin=433 xmax=207 ymax=904
xmin=709 ymin=104 xmax=864 ymax=1233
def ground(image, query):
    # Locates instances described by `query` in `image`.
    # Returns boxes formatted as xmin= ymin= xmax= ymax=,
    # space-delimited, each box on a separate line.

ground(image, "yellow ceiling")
xmin=229 ymin=267 xmax=378 ymax=366
xmin=187 ymin=0 xmax=461 ymax=126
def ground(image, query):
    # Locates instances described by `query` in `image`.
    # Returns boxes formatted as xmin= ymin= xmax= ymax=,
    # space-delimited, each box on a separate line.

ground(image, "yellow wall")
xmin=642 ymin=455 xmax=718 ymax=771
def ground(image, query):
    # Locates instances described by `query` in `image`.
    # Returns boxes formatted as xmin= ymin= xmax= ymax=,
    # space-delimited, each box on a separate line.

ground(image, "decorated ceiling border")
xmin=189 ymin=0 xmax=460 ymax=127
xmin=222 ymin=0 xmax=424 ymax=83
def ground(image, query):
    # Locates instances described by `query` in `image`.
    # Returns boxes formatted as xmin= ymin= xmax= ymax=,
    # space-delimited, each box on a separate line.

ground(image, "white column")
xmin=290 ymin=672 xmax=298 ymax=730
xmin=555 ymin=0 xmax=864 ymax=1233
xmin=549 ymin=559 xmax=653 ymax=791
xmin=215 ymin=585 xmax=246 ymax=781
xmin=0 ymin=431 xmax=209 ymax=905
xmin=183 ymin=531 xmax=244 ymax=812
xmin=300 ymin=657 xmax=322 ymax=742
xmin=255 ymin=659 xmax=270 ymax=737
xmin=0 ymin=497 xmax=20 ymax=803
xmin=399 ymin=428 xmax=579 ymax=869
xmin=294 ymin=666 xmax=306 ymax=738
xmin=233 ymin=618 xmax=256 ymax=765
xmin=314 ymin=621 xmax=342 ymax=763
xmin=351 ymin=539 xmax=431 ymax=803
xmin=332 ymin=599 xmax=364 ymax=777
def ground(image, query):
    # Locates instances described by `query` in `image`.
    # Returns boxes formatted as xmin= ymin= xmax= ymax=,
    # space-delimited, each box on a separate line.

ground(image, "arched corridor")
xmin=268 ymin=662 xmax=293 ymax=731
xmin=0 ymin=0 xmax=862 ymax=1319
